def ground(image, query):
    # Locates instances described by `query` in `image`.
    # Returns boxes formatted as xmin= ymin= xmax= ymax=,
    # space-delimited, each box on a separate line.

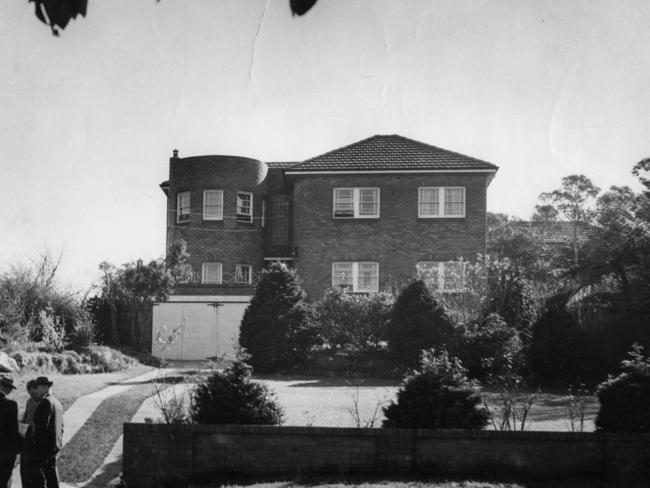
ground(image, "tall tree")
xmin=539 ymin=175 xmax=601 ymax=267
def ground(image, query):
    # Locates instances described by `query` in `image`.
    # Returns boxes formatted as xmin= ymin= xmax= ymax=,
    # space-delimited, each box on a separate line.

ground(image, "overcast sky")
xmin=1 ymin=0 xmax=648 ymax=291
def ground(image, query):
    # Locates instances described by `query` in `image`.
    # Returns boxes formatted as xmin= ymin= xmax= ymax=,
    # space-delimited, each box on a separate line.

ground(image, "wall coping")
xmin=123 ymin=423 xmax=650 ymax=442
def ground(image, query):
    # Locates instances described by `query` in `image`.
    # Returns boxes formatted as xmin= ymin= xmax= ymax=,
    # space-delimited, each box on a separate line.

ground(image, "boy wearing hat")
xmin=22 ymin=376 xmax=63 ymax=488
xmin=0 ymin=375 xmax=21 ymax=488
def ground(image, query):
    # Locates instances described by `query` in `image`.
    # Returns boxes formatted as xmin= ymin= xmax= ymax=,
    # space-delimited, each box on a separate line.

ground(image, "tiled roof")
xmin=267 ymin=161 xmax=299 ymax=169
xmin=286 ymin=135 xmax=498 ymax=172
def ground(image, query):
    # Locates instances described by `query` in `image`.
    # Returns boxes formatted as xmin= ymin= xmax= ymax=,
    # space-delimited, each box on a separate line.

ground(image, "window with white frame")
xmin=235 ymin=264 xmax=252 ymax=284
xmin=416 ymin=261 xmax=466 ymax=292
xmin=332 ymin=262 xmax=379 ymax=292
xmin=333 ymin=188 xmax=379 ymax=218
xmin=176 ymin=191 xmax=190 ymax=223
xmin=203 ymin=190 xmax=223 ymax=220
xmin=418 ymin=187 xmax=465 ymax=218
xmin=236 ymin=191 xmax=253 ymax=222
xmin=201 ymin=262 xmax=222 ymax=284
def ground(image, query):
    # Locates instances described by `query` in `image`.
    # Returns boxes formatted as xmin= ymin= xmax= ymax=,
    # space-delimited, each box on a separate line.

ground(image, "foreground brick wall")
xmin=123 ymin=424 xmax=650 ymax=487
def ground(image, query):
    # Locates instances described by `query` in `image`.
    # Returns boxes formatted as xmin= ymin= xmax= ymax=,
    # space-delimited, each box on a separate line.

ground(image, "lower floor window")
xmin=416 ymin=261 xmax=466 ymax=292
xmin=235 ymin=264 xmax=252 ymax=284
xmin=202 ymin=262 xmax=222 ymax=284
xmin=332 ymin=261 xmax=379 ymax=292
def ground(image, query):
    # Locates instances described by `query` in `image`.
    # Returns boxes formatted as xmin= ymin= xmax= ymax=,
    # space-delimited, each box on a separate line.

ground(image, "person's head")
xmin=26 ymin=379 xmax=40 ymax=401
xmin=0 ymin=375 xmax=16 ymax=396
xmin=33 ymin=376 xmax=53 ymax=398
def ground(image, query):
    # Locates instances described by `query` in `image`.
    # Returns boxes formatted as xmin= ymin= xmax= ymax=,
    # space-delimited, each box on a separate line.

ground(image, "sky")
xmin=1 ymin=0 xmax=649 ymax=292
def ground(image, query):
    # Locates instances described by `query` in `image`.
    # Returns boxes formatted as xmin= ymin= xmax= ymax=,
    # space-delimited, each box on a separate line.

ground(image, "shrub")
xmin=69 ymin=316 xmax=98 ymax=350
xmin=458 ymin=313 xmax=523 ymax=378
xmin=315 ymin=288 xmax=393 ymax=352
xmin=387 ymin=280 xmax=456 ymax=368
xmin=382 ymin=348 xmax=489 ymax=429
xmin=529 ymin=293 xmax=585 ymax=385
xmin=84 ymin=345 xmax=136 ymax=372
xmin=191 ymin=360 xmax=283 ymax=425
xmin=595 ymin=344 xmax=650 ymax=433
xmin=239 ymin=262 xmax=317 ymax=373
xmin=38 ymin=309 xmax=66 ymax=353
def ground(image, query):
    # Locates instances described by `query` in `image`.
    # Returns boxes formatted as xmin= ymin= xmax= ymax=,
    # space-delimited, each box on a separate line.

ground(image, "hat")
xmin=34 ymin=376 xmax=54 ymax=387
xmin=0 ymin=375 xmax=16 ymax=390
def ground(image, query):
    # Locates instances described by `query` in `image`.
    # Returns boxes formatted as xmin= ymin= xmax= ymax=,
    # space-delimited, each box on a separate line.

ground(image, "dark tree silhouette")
xmin=29 ymin=0 xmax=318 ymax=36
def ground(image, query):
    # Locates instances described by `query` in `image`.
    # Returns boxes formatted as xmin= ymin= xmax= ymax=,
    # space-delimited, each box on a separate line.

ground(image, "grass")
xmin=10 ymin=363 xmax=154 ymax=411
xmin=256 ymin=376 xmax=599 ymax=431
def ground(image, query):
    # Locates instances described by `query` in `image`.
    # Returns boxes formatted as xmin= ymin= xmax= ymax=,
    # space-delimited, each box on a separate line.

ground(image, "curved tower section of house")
xmin=165 ymin=152 xmax=268 ymax=289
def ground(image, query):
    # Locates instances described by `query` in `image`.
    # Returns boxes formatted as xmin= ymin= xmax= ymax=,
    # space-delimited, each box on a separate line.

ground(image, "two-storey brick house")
xmin=153 ymin=135 xmax=498 ymax=360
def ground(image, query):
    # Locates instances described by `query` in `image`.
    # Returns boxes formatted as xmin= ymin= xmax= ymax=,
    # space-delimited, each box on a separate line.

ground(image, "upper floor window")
xmin=237 ymin=191 xmax=253 ymax=223
xmin=176 ymin=191 xmax=190 ymax=223
xmin=332 ymin=261 xmax=379 ymax=292
xmin=235 ymin=264 xmax=252 ymax=284
xmin=333 ymin=188 xmax=379 ymax=218
xmin=416 ymin=261 xmax=466 ymax=293
xmin=203 ymin=190 xmax=223 ymax=220
xmin=201 ymin=262 xmax=222 ymax=284
xmin=418 ymin=187 xmax=465 ymax=218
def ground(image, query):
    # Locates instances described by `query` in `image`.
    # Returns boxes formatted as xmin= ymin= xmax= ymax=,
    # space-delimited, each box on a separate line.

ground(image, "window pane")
xmin=419 ymin=188 xmax=439 ymax=216
xmin=443 ymin=262 xmax=465 ymax=291
xmin=417 ymin=262 xmax=442 ymax=291
xmin=236 ymin=265 xmax=251 ymax=284
xmin=204 ymin=190 xmax=223 ymax=219
xmin=444 ymin=188 xmax=464 ymax=216
xmin=332 ymin=262 xmax=354 ymax=290
xmin=334 ymin=189 xmax=354 ymax=217
xmin=177 ymin=192 xmax=190 ymax=222
xmin=237 ymin=192 xmax=253 ymax=222
xmin=359 ymin=188 xmax=378 ymax=216
xmin=357 ymin=262 xmax=378 ymax=292
xmin=202 ymin=263 xmax=221 ymax=284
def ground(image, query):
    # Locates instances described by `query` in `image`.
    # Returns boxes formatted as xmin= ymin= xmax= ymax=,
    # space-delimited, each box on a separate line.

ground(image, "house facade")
xmin=153 ymin=135 xmax=498 ymax=359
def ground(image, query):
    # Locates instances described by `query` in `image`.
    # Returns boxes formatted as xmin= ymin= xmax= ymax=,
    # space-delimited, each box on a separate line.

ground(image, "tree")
xmin=95 ymin=239 xmax=190 ymax=349
xmin=387 ymin=280 xmax=456 ymax=368
xmin=632 ymin=158 xmax=650 ymax=195
xmin=239 ymin=262 xmax=316 ymax=373
xmin=29 ymin=0 xmax=319 ymax=36
xmin=539 ymin=175 xmax=600 ymax=267
xmin=382 ymin=348 xmax=489 ymax=429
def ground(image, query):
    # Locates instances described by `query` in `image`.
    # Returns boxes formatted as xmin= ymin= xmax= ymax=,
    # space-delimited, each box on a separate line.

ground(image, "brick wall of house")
xmin=166 ymin=155 xmax=268 ymax=285
xmin=289 ymin=173 xmax=489 ymax=299
xmin=123 ymin=424 xmax=650 ymax=488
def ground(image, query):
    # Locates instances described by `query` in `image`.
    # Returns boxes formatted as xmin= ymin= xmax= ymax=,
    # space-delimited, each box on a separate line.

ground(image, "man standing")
xmin=0 ymin=375 xmax=20 ymax=488
xmin=28 ymin=377 xmax=64 ymax=488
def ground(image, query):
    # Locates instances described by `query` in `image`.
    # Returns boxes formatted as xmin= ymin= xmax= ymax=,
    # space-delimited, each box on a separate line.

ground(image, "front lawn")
xmin=10 ymin=363 xmax=154 ymax=412
xmin=257 ymin=376 xmax=598 ymax=431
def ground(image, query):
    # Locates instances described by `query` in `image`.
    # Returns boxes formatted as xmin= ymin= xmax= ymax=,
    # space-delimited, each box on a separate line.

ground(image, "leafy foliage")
xmin=387 ymin=280 xmax=456 ymax=369
xmin=458 ymin=313 xmax=523 ymax=379
xmin=382 ymin=349 xmax=488 ymax=429
xmin=191 ymin=360 xmax=283 ymax=425
xmin=239 ymin=262 xmax=317 ymax=373
xmin=595 ymin=344 xmax=650 ymax=433
xmin=315 ymin=288 xmax=393 ymax=353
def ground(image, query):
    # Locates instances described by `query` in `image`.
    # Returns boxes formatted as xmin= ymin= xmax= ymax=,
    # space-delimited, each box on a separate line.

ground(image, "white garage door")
xmin=152 ymin=302 xmax=247 ymax=361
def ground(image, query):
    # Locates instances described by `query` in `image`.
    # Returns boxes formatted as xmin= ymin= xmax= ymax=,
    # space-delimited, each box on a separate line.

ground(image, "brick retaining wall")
xmin=123 ymin=424 xmax=650 ymax=487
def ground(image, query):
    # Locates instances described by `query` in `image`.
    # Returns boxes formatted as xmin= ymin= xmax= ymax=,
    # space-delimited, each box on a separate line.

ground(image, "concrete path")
xmin=10 ymin=368 xmax=176 ymax=488
xmin=79 ymin=381 xmax=195 ymax=488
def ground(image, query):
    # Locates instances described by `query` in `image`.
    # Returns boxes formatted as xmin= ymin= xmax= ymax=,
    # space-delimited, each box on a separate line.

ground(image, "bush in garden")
xmin=382 ymin=348 xmax=489 ymax=429
xmin=38 ymin=309 xmax=66 ymax=353
xmin=528 ymin=293 xmax=585 ymax=384
xmin=595 ymin=344 xmax=650 ymax=433
xmin=387 ymin=280 xmax=456 ymax=368
xmin=239 ymin=262 xmax=317 ymax=373
xmin=69 ymin=315 xmax=98 ymax=350
xmin=191 ymin=360 xmax=283 ymax=425
xmin=315 ymin=288 xmax=393 ymax=352
xmin=458 ymin=313 xmax=523 ymax=379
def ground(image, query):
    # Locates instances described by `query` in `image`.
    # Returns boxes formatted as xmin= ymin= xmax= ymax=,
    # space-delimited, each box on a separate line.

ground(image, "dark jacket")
xmin=31 ymin=394 xmax=64 ymax=454
xmin=0 ymin=393 xmax=21 ymax=456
